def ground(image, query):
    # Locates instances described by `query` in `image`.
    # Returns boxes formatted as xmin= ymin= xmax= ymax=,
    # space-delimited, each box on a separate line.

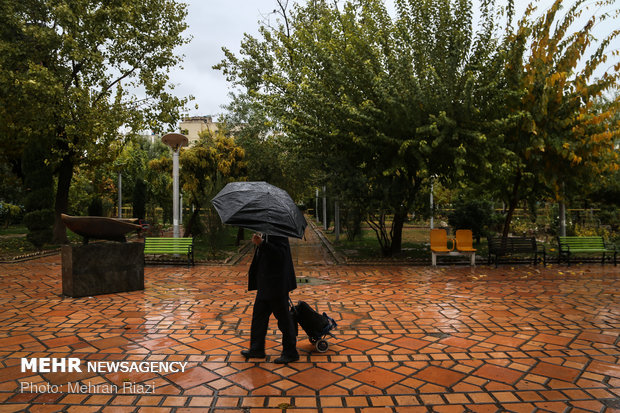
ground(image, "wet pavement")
xmin=0 ymin=226 xmax=618 ymax=412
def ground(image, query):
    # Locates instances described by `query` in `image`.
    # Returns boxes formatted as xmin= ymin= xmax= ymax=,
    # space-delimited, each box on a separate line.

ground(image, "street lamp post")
xmin=430 ymin=178 xmax=434 ymax=229
xmin=114 ymin=162 xmax=126 ymax=219
xmin=118 ymin=172 xmax=122 ymax=218
xmin=161 ymin=133 xmax=188 ymax=238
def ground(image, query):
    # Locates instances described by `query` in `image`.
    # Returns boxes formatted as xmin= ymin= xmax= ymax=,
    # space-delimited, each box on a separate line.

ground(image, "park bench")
xmin=144 ymin=237 xmax=194 ymax=266
xmin=487 ymin=236 xmax=545 ymax=267
xmin=430 ymin=229 xmax=476 ymax=266
xmin=557 ymin=236 xmax=617 ymax=266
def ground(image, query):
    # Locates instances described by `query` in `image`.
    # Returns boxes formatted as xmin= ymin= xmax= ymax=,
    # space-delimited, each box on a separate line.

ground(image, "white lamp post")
xmin=430 ymin=178 xmax=434 ymax=229
xmin=161 ymin=133 xmax=188 ymax=238
xmin=117 ymin=172 xmax=122 ymax=218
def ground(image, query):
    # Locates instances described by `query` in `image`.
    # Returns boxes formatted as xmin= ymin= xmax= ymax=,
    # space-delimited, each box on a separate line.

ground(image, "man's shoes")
xmin=274 ymin=353 xmax=299 ymax=364
xmin=241 ymin=349 xmax=266 ymax=359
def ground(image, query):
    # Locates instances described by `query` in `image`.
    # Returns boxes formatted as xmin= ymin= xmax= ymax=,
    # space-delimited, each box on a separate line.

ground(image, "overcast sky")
xmin=168 ymin=0 xmax=619 ymax=122
xmin=168 ymin=0 xmax=281 ymax=120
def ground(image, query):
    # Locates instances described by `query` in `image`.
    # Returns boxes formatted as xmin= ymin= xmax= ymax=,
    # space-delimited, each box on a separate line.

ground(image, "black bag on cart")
xmin=291 ymin=300 xmax=337 ymax=353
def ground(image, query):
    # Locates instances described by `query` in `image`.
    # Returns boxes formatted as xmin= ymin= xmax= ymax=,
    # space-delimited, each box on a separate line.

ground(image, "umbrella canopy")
xmin=211 ymin=181 xmax=307 ymax=239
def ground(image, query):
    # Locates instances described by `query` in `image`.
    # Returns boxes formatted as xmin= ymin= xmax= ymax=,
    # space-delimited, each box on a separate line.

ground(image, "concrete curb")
xmin=0 ymin=248 xmax=61 ymax=263
xmin=308 ymin=220 xmax=346 ymax=265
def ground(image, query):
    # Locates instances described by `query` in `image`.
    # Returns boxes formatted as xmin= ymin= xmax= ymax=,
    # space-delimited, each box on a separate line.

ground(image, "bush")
xmin=133 ymin=178 xmax=147 ymax=219
xmin=599 ymin=206 xmax=619 ymax=232
xmin=201 ymin=209 xmax=227 ymax=258
xmin=87 ymin=197 xmax=104 ymax=216
xmin=0 ymin=202 xmax=22 ymax=228
xmin=21 ymin=139 xmax=55 ymax=248
xmin=342 ymin=208 xmax=362 ymax=241
xmin=23 ymin=209 xmax=54 ymax=248
xmin=448 ymin=198 xmax=496 ymax=243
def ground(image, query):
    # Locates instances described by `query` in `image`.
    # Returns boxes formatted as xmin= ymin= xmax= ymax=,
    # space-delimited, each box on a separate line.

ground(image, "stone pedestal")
xmin=62 ymin=242 xmax=144 ymax=297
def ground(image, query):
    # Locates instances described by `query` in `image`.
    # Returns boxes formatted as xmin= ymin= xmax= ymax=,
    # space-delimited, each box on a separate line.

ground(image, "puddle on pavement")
xmin=296 ymin=276 xmax=329 ymax=285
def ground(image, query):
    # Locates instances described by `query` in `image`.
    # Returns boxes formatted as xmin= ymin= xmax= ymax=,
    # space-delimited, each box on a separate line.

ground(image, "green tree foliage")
xmin=0 ymin=202 xmax=21 ymax=228
xmin=486 ymin=0 xmax=620 ymax=238
xmin=216 ymin=0 xmax=501 ymax=256
xmin=220 ymin=95 xmax=313 ymax=202
xmin=447 ymin=197 xmax=497 ymax=244
xmin=180 ymin=131 xmax=247 ymax=237
xmin=0 ymin=0 xmax=191 ymax=243
xmin=147 ymin=155 xmax=174 ymax=225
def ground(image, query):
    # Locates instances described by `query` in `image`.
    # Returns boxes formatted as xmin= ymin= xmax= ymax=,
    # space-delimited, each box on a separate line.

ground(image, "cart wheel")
xmin=315 ymin=339 xmax=329 ymax=353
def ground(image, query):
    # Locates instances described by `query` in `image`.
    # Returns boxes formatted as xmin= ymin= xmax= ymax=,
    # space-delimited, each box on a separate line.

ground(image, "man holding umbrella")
xmin=211 ymin=182 xmax=307 ymax=364
xmin=243 ymin=232 xmax=299 ymax=363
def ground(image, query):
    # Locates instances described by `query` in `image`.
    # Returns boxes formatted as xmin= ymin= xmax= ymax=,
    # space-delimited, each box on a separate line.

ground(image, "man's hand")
xmin=252 ymin=233 xmax=263 ymax=246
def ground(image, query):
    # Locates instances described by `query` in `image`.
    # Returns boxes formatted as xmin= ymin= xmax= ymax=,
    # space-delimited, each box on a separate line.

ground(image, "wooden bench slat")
xmin=487 ymin=236 xmax=544 ymax=267
xmin=557 ymin=236 xmax=616 ymax=266
xmin=144 ymin=237 xmax=194 ymax=266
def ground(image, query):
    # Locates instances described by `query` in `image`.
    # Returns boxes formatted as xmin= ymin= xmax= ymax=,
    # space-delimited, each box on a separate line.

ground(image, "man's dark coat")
xmin=248 ymin=235 xmax=297 ymax=299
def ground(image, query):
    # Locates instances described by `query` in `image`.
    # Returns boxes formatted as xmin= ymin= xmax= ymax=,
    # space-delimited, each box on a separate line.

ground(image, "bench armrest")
xmin=447 ymin=238 xmax=455 ymax=251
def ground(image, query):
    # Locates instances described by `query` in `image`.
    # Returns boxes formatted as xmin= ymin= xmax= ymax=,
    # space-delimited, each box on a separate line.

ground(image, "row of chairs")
xmin=430 ymin=228 xmax=476 ymax=266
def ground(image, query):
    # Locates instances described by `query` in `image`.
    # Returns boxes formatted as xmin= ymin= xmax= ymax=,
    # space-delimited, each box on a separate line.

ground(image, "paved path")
xmin=238 ymin=223 xmax=335 ymax=267
xmin=0 ymin=235 xmax=618 ymax=412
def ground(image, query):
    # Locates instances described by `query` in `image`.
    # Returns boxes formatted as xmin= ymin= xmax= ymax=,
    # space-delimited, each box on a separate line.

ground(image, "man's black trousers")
xmin=250 ymin=295 xmax=298 ymax=356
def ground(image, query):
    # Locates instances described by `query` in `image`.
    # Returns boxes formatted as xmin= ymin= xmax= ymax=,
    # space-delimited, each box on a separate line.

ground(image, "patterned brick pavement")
xmin=0 ymin=228 xmax=618 ymax=412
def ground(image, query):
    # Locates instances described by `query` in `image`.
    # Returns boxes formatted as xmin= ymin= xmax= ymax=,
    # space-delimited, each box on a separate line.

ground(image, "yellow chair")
xmin=430 ymin=229 xmax=454 ymax=266
xmin=455 ymin=229 xmax=476 ymax=266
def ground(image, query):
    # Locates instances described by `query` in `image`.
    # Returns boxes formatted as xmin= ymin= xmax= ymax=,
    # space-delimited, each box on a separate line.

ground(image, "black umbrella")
xmin=211 ymin=181 xmax=307 ymax=239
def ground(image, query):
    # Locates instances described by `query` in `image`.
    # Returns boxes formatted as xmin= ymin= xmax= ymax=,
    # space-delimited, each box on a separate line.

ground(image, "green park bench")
xmin=557 ymin=236 xmax=617 ymax=266
xmin=487 ymin=236 xmax=545 ymax=267
xmin=144 ymin=237 xmax=194 ymax=266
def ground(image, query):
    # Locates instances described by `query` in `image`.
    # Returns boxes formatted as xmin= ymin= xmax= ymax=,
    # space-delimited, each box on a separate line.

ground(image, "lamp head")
xmin=161 ymin=133 xmax=188 ymax=150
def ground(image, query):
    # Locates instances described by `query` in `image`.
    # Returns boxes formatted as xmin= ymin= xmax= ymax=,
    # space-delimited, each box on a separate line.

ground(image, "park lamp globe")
xmin=161 ymin=133 xmax=188 ymax=238
xmin=161 ymin=133 xmax=188 ymax=151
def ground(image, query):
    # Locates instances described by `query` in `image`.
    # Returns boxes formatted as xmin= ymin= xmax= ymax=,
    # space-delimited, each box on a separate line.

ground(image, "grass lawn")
xmin=0 ymin=226 xmax=84 ymax=259
xmin=0 ymin=225 xmax=28 ymax=236
xmin=0 ymin=222 xmax=248 ymax=263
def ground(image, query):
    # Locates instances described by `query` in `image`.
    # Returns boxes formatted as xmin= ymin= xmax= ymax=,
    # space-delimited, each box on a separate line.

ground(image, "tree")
xmin=447 ymin=196 xmax=497 ymax=244
xmin=221 ymin=93 xmax=314 ymax=202
xmin=180 ymin=130 xmax=247 ymax=237
xmin=133 ymin=178 xmax=147 ymax=220
xmin=0 ymin=0 xmax=191 ymax=243
xmin=147 ymin=156 xmax=173 ymax=225
xmin=216 ymin=0 xmax=502 ymax=256
xmin=485 ymin=0 xmax=620 ymax=238
xmin=112 ymin=136 xmax=169 ymax=218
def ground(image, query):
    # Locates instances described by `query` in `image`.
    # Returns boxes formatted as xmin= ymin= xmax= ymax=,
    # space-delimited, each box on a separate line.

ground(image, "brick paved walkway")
xmin=0 ymin=228 xmax=619 ymax=412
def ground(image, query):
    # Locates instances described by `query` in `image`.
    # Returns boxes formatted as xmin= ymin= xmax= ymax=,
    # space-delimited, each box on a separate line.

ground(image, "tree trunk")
xmin=390 ymin=207 xmax=407 ymax=256
xmin=501 ymin=171 xmax=522 ymax=240
xmin=183 ymin=207 xmax=201 ymax=237
xmin=52 ymin=155 xmax=73 ymax=244
xmin=366 ymin=213 xmax=391 ymax=257
xmin=236 ymin=227 xmax=245 ymax=246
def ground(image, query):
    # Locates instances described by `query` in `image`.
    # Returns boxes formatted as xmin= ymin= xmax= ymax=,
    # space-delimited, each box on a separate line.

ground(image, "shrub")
xmin=87 ymin=197 xmax=104 ymax=216
xmin=448 ymin=198 xmax=496 ymax=243
xmin=0 ymin=202 xmax=22 ymax=228
xmin=23 ymin=209 xmax=54 ymax=248
xmin=342 ymin=208 xmax=362 ymax=241
xmin=133 ymin=178 xmax=147 ymax=219
xmin=21 ymin=138 xmax=54 ymax=248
